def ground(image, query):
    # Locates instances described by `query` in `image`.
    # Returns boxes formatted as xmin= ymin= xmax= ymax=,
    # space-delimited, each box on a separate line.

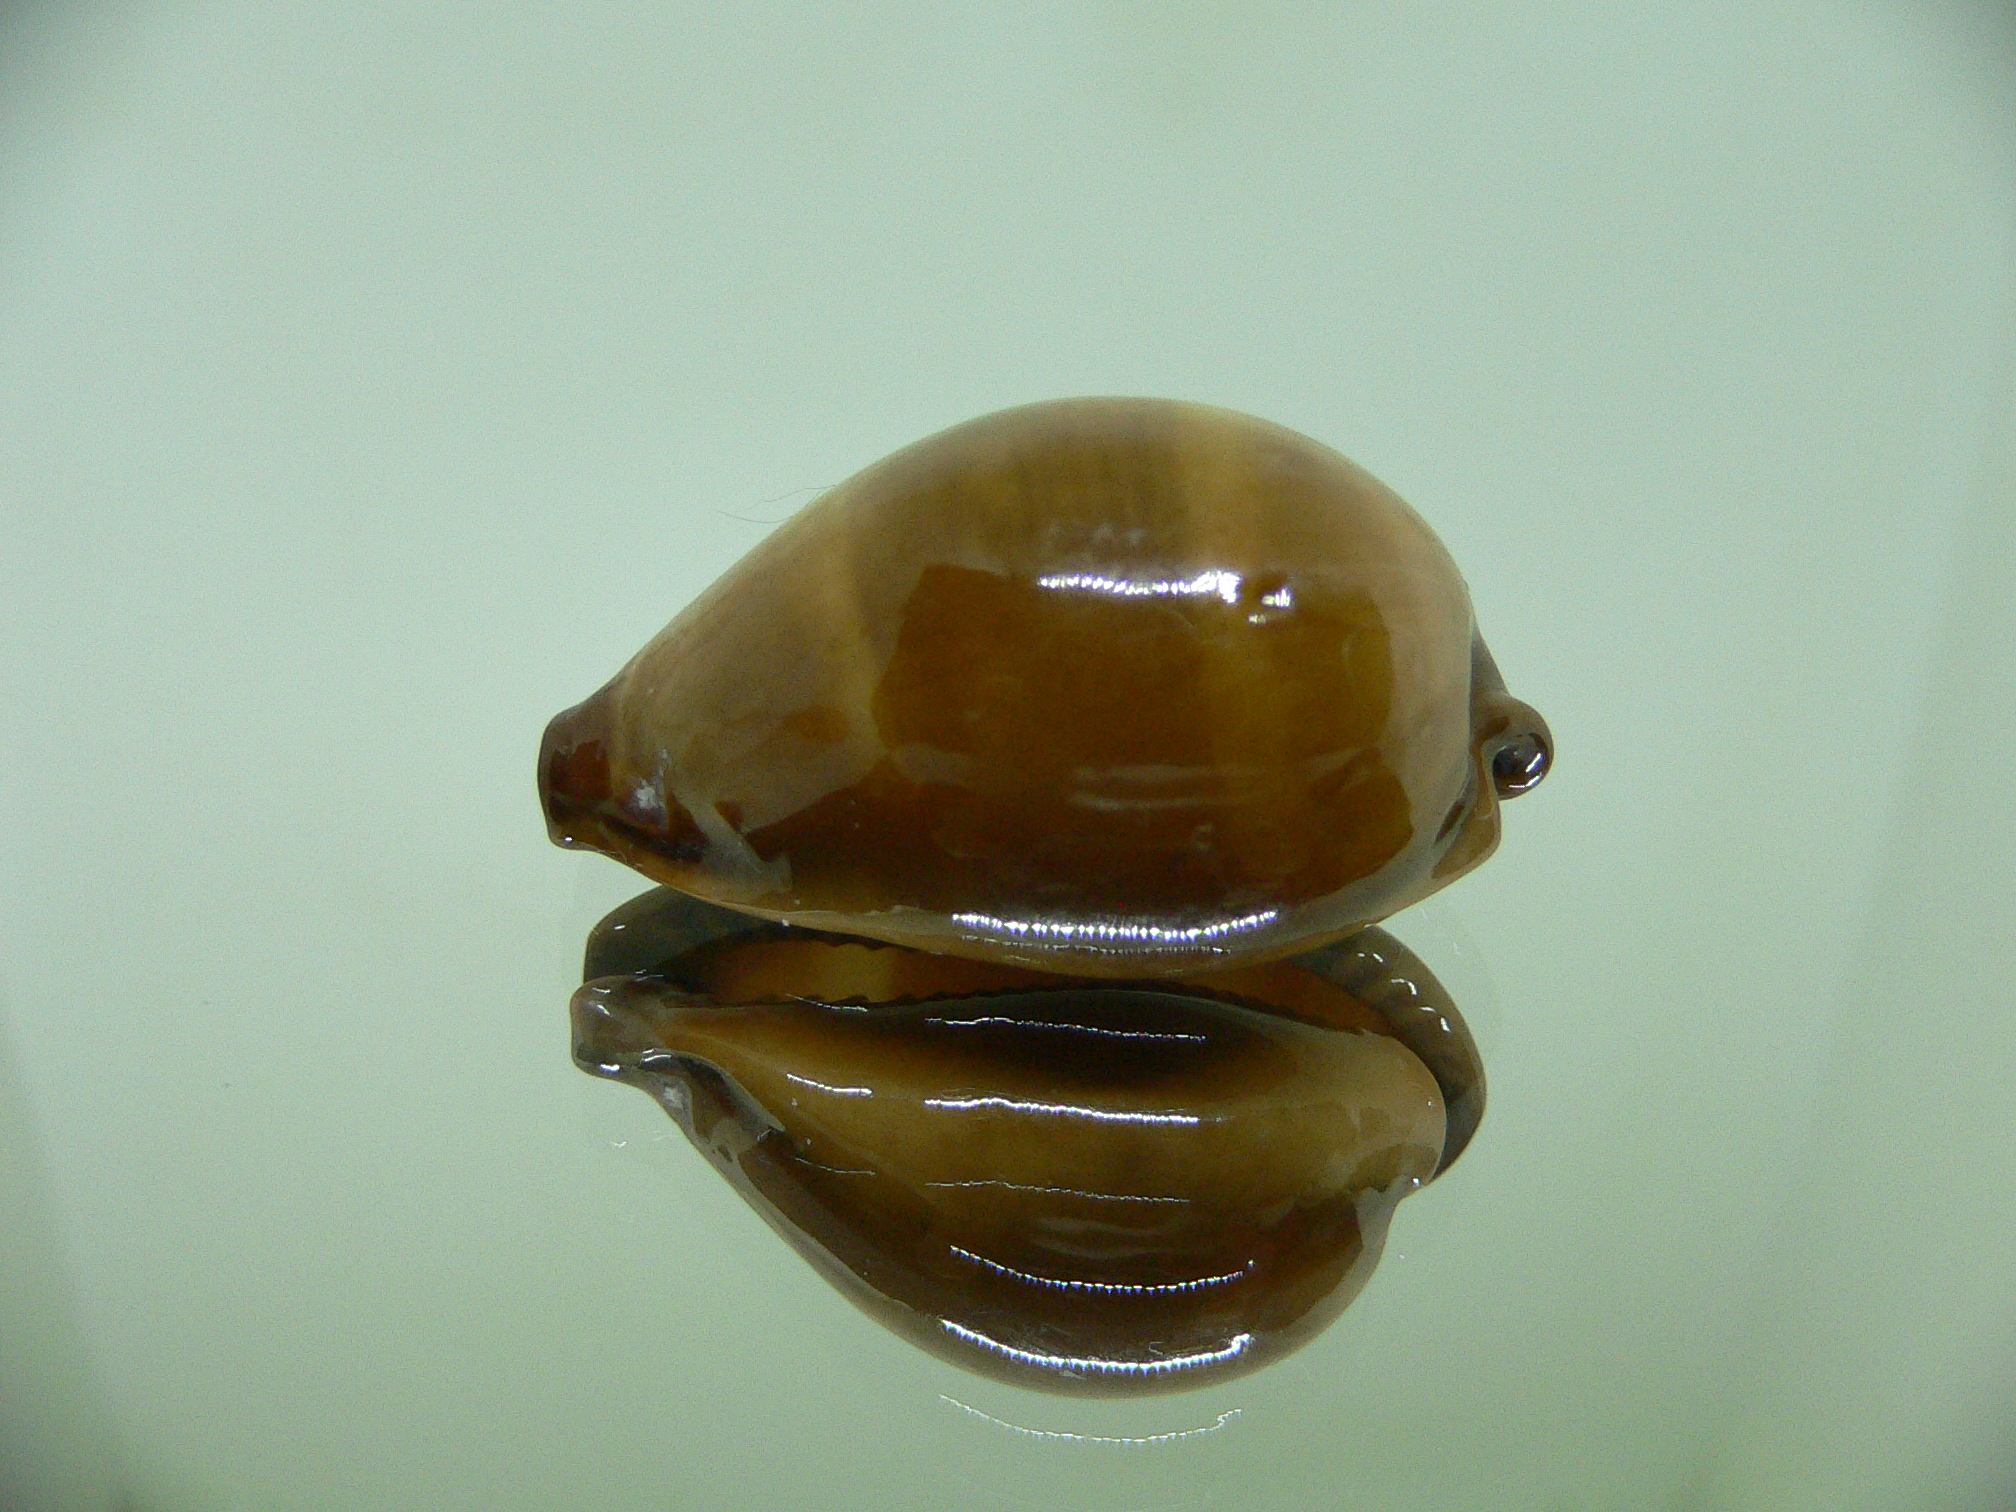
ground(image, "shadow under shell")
xmin=572 ymin=889 xmax=1484 ymax=1395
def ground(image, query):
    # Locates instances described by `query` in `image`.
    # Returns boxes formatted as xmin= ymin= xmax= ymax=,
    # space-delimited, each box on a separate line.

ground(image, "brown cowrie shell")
xmin=547 ymin=401 xmax=1538 ymax=1389
xmin=542 ymin=397 xmax=1551 ymax=977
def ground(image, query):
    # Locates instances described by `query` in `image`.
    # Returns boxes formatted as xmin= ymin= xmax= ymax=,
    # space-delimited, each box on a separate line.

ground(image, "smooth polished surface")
xmin=572 ymin=892 xmax=1450 ymax=1394
xmin=542 ymin=399 xmax=1551 ymax=975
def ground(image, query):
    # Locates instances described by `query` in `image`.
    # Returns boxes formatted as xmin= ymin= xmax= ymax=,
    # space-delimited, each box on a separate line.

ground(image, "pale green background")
xmin=2 ymin=3 xmax=2013 ymax=1509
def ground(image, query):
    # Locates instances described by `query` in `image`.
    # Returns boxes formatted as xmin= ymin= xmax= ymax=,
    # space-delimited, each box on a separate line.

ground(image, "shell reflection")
xmin=573 ymin=888 xmax=1482 ymax=1394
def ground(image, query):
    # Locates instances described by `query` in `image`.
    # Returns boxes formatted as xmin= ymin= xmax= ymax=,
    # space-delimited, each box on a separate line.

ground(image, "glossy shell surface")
xmin=542 ymin=396 xmax=1550 ymax=975
xmin=571 ymin=889 xmax=1481 ymax=1394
